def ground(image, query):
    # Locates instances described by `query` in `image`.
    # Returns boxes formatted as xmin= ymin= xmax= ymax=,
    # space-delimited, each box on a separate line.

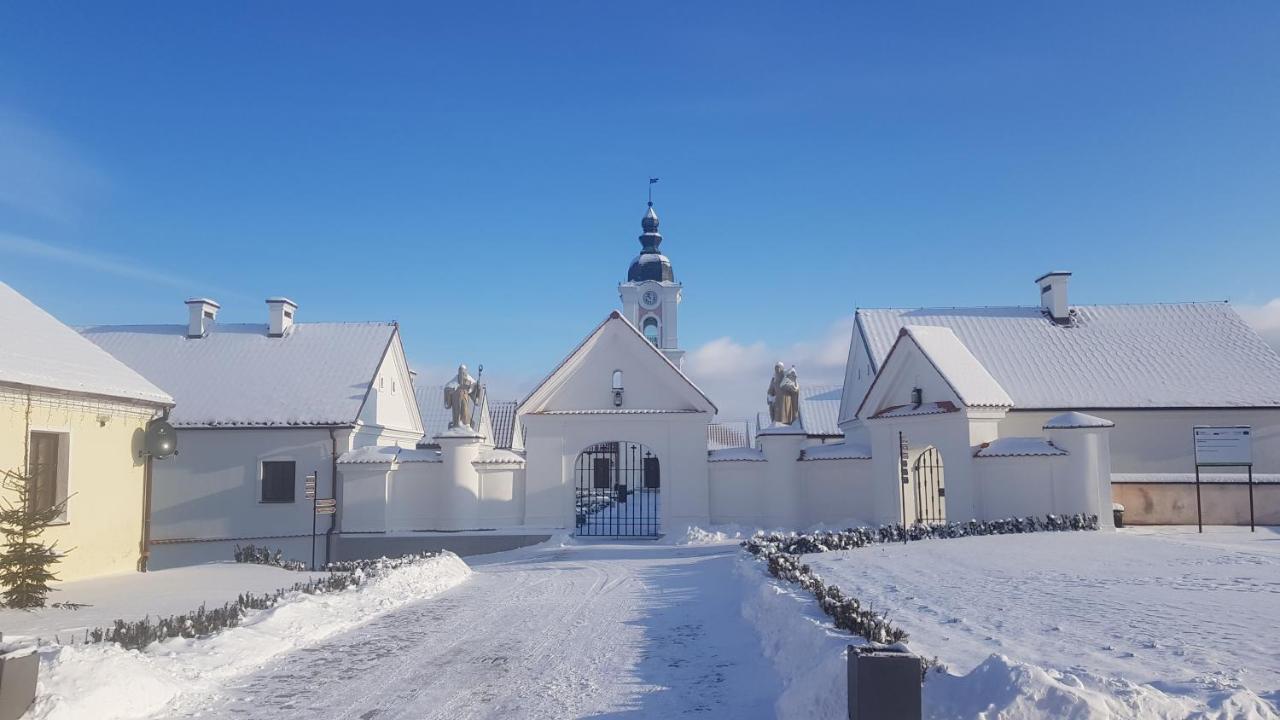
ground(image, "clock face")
xmin=641 ymin=290 xmax=659 ymax=308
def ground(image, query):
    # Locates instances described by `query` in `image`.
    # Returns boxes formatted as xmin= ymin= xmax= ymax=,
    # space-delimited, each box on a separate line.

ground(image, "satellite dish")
xmin=144 ymin=417 xmax=178 ymax=458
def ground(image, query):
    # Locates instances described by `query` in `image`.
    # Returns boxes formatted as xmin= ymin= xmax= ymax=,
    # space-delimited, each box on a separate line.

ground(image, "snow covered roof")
xmin=474 ymin=448 xmax=525 ymax=465
xmin=708 ymin=447 xmax=766 ymax=462
xmin=798 ymin=384 xmax=843 ymax=437
xmin=1043 ymin=411 xmax=1115 ymax=429
xmin=0 ymin=282 xmax=173 ymax=405
xmin=488 ymin=401 xmax=518 ymax=449
xmin=413 ymin=385 xmax=453 ymax=439
xmin=974 ymin=438 xmax=1068 ymax=458
xmin=81 ymin=322 xmax=395 ymax=426
xmin=903 ymin=326 xmax=1013 ymax=408
xmin=534 ymin=408 xmax=704 ymax=415
xmin=799 ymin=441 xmax=871 ymax=461
xmin=857 ymin=304 xmax=1280 ymax=408
xmin=336 ymin=445 xmax=442 ymax=464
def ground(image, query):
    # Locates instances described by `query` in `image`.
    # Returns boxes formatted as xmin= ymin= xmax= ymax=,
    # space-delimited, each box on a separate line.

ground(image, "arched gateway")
xmin=574 ymin=441 xmax=660 ymax=537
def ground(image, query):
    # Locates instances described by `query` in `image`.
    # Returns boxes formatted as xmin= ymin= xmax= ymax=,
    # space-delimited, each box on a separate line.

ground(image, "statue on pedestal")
xmin=767 ymin=362 xmax=800 ymax=426
xmin=444 ymin=364 xmax=484 ymax=431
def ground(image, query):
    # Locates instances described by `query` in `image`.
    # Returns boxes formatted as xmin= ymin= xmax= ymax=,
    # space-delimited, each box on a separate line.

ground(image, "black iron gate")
xmin=574 ymin=441 xmax=660 ymax=537
xmin=910 ymin=446 xmax=946 ymax=524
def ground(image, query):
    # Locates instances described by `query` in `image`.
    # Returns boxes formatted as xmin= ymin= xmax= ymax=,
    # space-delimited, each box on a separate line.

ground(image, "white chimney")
xmin=266 ymin=297 xmax=297 ymax=337
xmin=1036 ymin=271 xmax=1072 ymax=323
xmin=185 ymin=298 xmax=219 ymax=338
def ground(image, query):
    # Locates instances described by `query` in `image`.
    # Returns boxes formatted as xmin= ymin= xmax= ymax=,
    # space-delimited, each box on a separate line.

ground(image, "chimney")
xmin=185 ymin=298 xmax=219 ymax=338
xmin=266 ymin=297 xmax=297 ymax=337
xmin=1036 ymin=271 xmax=1072 ymax=323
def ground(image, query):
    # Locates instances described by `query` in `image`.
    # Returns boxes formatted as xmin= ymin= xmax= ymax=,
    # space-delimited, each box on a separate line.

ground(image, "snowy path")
xmin=169 ymin=542 xmax=781 ymax=719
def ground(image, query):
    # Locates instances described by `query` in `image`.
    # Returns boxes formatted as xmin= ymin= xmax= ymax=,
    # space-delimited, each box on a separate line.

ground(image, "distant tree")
xmin=0 ymin=393 xmax=70 ymax=608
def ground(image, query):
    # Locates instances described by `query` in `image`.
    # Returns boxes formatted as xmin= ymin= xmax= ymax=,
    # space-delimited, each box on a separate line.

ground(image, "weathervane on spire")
xmin=648 ymin=177 xmax=659 ymax=206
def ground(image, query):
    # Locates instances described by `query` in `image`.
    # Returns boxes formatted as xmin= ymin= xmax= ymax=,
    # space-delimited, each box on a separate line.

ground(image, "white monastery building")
xmin=80 ymin=203 xmax=1280 ymax=564
xmin=83 ymin=299 xmax=423 ymax=567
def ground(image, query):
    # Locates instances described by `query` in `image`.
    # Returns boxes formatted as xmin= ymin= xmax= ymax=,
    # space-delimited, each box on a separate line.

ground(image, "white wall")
xmin=999 ymin=408 xmax=1280 ymax=477
xmin=522 ymin=412 xmax=712 ymax=531
xmin=151 ymin=427 xmax=342 ymax=542
xmin=972 ymin=455 xmax=1062 ymax=519
xmin=799 ymin=458 xmax=878 ymax=527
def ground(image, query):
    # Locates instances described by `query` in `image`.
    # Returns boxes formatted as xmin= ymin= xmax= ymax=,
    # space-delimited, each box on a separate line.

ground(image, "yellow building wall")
xmin=0 ymin=387 xmax=158 ymax=583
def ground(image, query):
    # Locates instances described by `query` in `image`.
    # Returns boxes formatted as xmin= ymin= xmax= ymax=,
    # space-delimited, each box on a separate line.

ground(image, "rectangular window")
xmin=261 ymin=461 xmax=296 ymax=503
xmin=28 ymin=431 xmax=64 ymax=518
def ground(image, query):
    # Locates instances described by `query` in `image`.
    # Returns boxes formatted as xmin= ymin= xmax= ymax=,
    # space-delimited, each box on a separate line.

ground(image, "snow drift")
xmin=27 ymin=551 xmax=471 ymax=720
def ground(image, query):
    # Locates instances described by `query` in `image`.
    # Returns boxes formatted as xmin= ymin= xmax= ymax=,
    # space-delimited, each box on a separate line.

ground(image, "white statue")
xmin=767 ymin=362 xmax=800 ymax=426
xmin=444 ymin=364 xmax=484 ymax=430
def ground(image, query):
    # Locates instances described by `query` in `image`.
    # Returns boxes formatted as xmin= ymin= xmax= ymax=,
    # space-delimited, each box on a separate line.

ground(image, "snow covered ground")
xmin=159 ymin=539 xmax=782 ymax=719
xmin=0 ymin=563 xmax=328 ymax=643
xmin=23 ymin=553 xmax=470 ymax=720
xmin=800 ymin=526 xmax=1280 ymax=718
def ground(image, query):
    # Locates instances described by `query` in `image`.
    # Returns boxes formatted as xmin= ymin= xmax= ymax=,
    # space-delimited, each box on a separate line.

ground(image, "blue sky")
xmin=2 ymin=2 xmax=1278 ymax=416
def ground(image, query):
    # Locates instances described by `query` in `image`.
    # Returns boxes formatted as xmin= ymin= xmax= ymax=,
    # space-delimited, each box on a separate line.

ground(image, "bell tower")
xmin=619 ymin=201 xmax=684 ymax=367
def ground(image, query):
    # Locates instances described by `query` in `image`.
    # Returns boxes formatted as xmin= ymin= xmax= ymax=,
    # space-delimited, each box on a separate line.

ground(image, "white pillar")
xmin=435 ymin=430 xmax=484 ymax=531
xmin=1044 ymin=412 xmax=1115 ymax=528
xmin=757 ymin=425 xmax=805 ymax=529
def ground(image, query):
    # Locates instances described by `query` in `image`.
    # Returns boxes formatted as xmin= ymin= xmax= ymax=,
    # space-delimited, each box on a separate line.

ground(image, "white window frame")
xmin=27 ymin=427 xmax=71 ymax=525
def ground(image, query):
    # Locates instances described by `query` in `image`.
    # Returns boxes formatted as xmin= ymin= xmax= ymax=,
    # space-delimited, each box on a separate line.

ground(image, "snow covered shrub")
xmin=232 ymin=543 xmax=307 ymax=571
xmin=744 ymin=515 xmax=1098 ymax=651
xmin=72 ymin=550 xmax=448 ymax=650
xmin=743 ymin=513 xmax=1098 ymax=557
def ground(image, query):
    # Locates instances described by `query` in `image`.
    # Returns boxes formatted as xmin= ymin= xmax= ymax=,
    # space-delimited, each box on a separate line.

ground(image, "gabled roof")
xmin=856 ymin=325 xmax=1012 ymax=418
xmin=857 ymin=304 xmax=1280 ymax=408
xmin=0 ymin=282 xmax=172 ymax=405
xmin=82 ymin=322 xmax=396 ymax=426
xmin=798 ymin=384 xmax=843 ymax=437
xmin=487 ymin=400 xmax=518 ymax=449
xmin=518 ymin=311 xmax=717 ymax=415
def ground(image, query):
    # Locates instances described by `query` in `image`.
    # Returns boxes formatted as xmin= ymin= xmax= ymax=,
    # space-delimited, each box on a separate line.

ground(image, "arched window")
xmin=642 ymin=317 xmax=660 ymax=346
xmin=612 ymin=370 xmax=624 ymax=390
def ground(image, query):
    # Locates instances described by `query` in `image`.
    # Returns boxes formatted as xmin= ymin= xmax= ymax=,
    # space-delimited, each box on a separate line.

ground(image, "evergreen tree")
xmin=0 ymin=468 xmax=68 ymax=608
xmin=0 ymin=394 xmax=70 ymax=608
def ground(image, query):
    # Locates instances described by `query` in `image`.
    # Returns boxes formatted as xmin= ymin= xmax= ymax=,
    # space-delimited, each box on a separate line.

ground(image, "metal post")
xmin=1194 ymin=464 xmax=1203 ymax=534
xmin=1248 ymin=465 xmax=1255 ymax=532
xmin=311 ymin=494 xmax=318 ymax=571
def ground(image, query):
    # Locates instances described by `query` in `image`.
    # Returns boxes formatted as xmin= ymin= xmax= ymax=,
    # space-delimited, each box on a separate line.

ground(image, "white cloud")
xmin=684 ymin=315 xmax=854 ymax=421
xmin=0 ymin=232 xmax=247 ymax=301
xmin=1238 ymin=299 xmax=1280 ymax=353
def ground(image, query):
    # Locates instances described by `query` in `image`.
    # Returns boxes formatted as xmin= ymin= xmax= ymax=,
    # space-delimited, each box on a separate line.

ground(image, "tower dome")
xmin=627 ymin=203 xmax=675 ymax=282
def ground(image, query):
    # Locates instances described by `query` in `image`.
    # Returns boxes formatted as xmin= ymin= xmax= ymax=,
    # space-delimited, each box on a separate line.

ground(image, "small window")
xmin=643 ymin=317 xmax=660 ymax=345
xmin=911 ymin=387 xmax=923 ymax=405
xmin=28 ymin=431 xmax=66 ymax=520
xmin=261 ymin=461 xmax=296 ymax=503
xmin=612 ymin=370 xmax=624 ymax=390
xmin=378 ymin=377 xmax=384 ymax=389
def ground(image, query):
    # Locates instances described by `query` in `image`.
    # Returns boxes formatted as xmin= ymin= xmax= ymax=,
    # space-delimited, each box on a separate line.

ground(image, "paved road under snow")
xmin=173 ymin=542 xmax=781 ymax=719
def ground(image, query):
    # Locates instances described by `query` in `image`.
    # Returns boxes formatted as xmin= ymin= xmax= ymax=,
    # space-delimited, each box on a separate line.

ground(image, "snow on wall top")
xmin=707 ymin=447 xmax=765 ymax=462
xmin=1043 ymin=411 xmax=1115 ymax=429
xmin=901 ymin=325 xmax=1014 ymax=408
xmin=799 ymin=441 xmax=872 ymax=461
xmin=81 ymin=322 xmax=395 ymax=426
xmin=974 ymin=437 xmax=1068 ymax=458
xmin=799 ymin=384 xmax=843 ymax=436
xmin=0 ymin=282 xmax=172 ymax=405
xmin=858 ymin=304 xmax=1280 ymax=408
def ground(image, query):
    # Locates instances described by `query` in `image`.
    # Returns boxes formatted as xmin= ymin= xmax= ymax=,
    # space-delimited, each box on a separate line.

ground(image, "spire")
xmin=639 ymin=203 xmax=662 ymax=251
xmin=627 ymin=201 xmax=674 ymax=282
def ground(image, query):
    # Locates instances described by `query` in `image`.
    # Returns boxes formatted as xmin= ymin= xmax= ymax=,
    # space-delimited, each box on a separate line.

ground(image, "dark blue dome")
xmin=627 ymin=203 xmax=674 ymax=282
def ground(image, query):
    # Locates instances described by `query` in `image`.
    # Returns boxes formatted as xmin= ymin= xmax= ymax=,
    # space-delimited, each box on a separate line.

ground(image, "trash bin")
xmin=1113 ymin=502 xmax=1125 ymax=529
xmin=847 ymin=645 xmax=921 ymax=720
xmin=0 ymin=645 xmax=39 ymax=720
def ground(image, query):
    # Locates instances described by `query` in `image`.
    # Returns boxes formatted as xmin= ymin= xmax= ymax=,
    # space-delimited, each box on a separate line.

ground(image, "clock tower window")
xmin=642 ymin=316 xmax=660 ymax=346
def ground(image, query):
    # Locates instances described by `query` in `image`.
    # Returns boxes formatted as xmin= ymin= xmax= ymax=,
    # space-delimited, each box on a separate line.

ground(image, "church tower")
xmin=619 ymin=202 xmax=684 ymax=367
